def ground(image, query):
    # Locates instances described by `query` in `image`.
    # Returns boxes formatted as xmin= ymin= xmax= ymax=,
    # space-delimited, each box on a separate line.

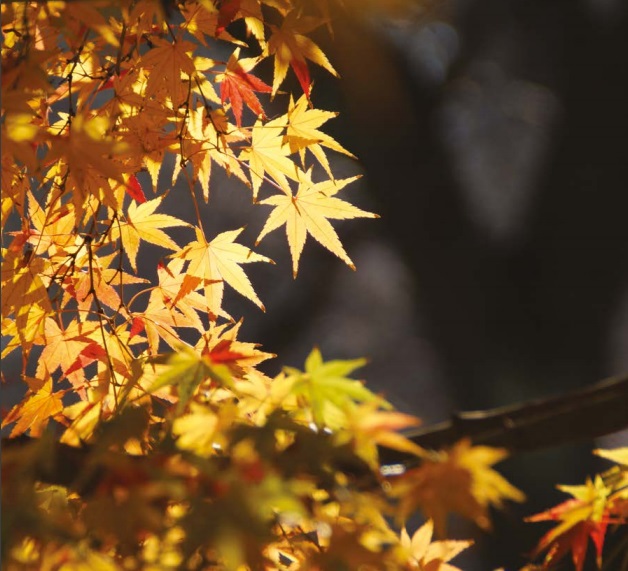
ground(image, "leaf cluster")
xmin=1 ymin=1 xmax=627 ymax=570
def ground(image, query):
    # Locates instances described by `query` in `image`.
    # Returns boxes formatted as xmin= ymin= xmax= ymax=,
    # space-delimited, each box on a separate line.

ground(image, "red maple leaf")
xmin=125 ymin=174 xmax=146 ymax=203
xmin=216 ymin=0 xmax=241 ymax=35
xmin=203 ymin=339 xmax=247 ymax=365
xmin=220 ymin=48 xmax=272 ymax=127
xmin=526 ymin=477 xmax=614 ymax=571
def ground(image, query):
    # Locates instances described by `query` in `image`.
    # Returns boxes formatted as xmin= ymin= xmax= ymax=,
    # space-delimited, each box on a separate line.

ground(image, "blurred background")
xmin=3 ymin=0 xmax=628 ymax=568
xmin=236 ymin=0 xmax=628 ymax=567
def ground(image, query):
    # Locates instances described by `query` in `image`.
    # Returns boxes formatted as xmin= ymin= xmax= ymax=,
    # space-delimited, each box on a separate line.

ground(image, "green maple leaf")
xmin=285 ymin=347 xmax=384 ymax=429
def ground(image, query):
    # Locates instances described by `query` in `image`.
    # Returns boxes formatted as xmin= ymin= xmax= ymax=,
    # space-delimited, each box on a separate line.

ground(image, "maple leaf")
xmin=595 ymin=447 xmax=628 ymax=467
xmin=38 ymin=318 xmax=100 ymax=392
xmin=172 ymin=403 xmax=220 ymax=456
xmin=132 ymin=259 xmax=207 ymax=356
xmin=456 ymin=441 xmax=526 ymax=512
xmin=146 ymin=257 xmax=208 ymax=333
xmin=2 ymin=374 xmax=65 ymax=438
xmin=135 ymin=305 xmax=195 ymax=355
xmin=110 ymin=196 xmax=190 ymax=272
xmin=125 ymin=174 xmax=146 ymax=203
xmin=340 ymin=401 xmax=426 ymax=469
xmin=175 ymin=226 xmax=272 ymax=319
xmin=44 ymin=114 xmax=129 ymax=214
xmin=219 ymin=48 xmax=272 ymax=127
xmin=392 ymin=439 xmax=524 ymax=537
xmin=181 ymin=0 xmax=245 ymax=46
xmin=1 ymin=248 xmax=52 ymax=358
xmin=283 ymin=347 xmax=379 ymax=429
xmin=266 ymin=10 xmax=338 ymax=98
xmin=526 ymin=475 xmax=614 ymax=571
xmin=256 ymin=169 xmax=377 ymax=277
xmin=195 ymin=320 xmax=275 ymax=379
xmin=307 ymin=522 xmax=389 ymax=570
xmin=185 ymin=103 xmax=249 ymax=202
xmin=64 ymin=251 xmax=147 ymax=317
xmin=239 ymin=115 xmax=299 ymax=199
xmin=216 ymin=0 xmax=242 ymax=34
xmin=148 ymin=344 xmax=234 ymax=411
xmin=282 ymin=93 xmax=356 ymax=178
xmin=400 ymin=520 xmax=473 ymax=571
xmin=139 ymin=36 xmax=197 ymax=108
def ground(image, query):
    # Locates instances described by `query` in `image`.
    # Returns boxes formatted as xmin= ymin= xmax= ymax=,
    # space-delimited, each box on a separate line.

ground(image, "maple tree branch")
xmin=380 ymin=373 xmax=628 ymax=467
xmin=4 ymin=374 xmax=627 ymax=488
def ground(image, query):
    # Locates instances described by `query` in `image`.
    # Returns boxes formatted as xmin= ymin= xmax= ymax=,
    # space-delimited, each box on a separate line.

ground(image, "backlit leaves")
xmin=176 ymin=227 xmax=272 ymax=318
xmin=3 ymin=2 xmax=615 ymax=571
xmin=110 ymin=196 xmax=190 ymax=272
xmin=219 ymin=48 xmax=272 ymax=127
xmin=400 ymin=519 xmax=473 ymax=571
xmin=256 ymin=169 xmax=377 ymax=276
xmin=265 ymin=10 xmax=338 ymax=98
xmin=391 ymin=439 xmax=525 ymax=537
xmin=527 ymin=449 xmax=628 ymax=571
xmin=282 ymin=346 xmax=377 ymax=428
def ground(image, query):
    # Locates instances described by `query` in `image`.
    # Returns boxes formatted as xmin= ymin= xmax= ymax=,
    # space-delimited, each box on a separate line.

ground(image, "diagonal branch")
xmin=380 ymin=374 xmax=628 ymax=467
xmin=3 ymin=375 xmax=627 ymax=485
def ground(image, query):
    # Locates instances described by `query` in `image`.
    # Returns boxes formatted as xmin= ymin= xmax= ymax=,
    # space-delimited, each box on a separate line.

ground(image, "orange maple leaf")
xmin=139 ymin=36 xmax=197 ymax=108
xmin=392 ymin=439 xmax=524 ymax=537
xmin=38 ymin=318 xmax=99 ymax=392
xmin=2 ymin=374 xmax=65 ymax=438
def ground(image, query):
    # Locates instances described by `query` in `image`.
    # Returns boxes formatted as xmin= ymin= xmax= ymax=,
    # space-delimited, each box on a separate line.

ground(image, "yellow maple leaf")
xmin=266 ymin=10 xmax=338 ymax=98
xmin=456 ymin=440 xmax=526 ymax=513
xmin=256 ymin=169 xmax=377 ymax=276
xmin=340 ymin=400 xmax=426 ymax=469
xmin=283 ymin=93 xmax=356 ymax=178
xmin=239 ymin=115 xmax=299 ymax=199
xmin=1 ymin=244 xmax=53 ymax=361
xmin=172 ymin=403 xmax=221 ymax=456
xmin=110 ymin=196 xmax=190 ymax=271
xmin=186 ymin=103 xmax=249 ymax=202
xmin=400 ymin=520 xmax=473 ymax=571
xmin=595 ymin=447 xmax=628 ymax=467
xmin=176 ymin=226 xmax=272 ymax=319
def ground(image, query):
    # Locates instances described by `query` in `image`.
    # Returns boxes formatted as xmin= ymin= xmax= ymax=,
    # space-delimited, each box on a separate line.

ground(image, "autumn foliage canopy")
xmin=1 ymin=1 xmax=627 ymax=570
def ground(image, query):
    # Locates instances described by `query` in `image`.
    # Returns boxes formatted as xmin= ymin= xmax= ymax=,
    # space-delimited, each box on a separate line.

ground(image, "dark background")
xmin=3 ymin=1 xmax=628 ymax=568
xmin=236 ymin=0 xmax=628 ymax=568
